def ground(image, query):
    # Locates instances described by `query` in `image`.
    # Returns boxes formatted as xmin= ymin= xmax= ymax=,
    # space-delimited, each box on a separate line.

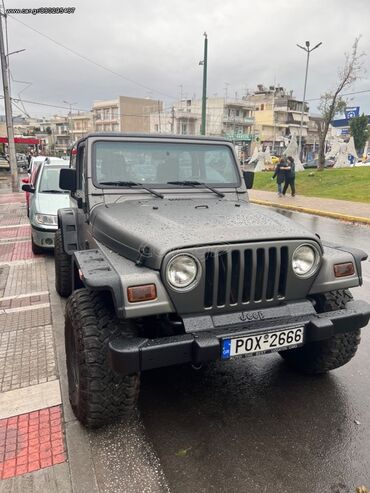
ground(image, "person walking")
xmin=282 ymin=156 xmax=296 ymax=197
xmin=272 ymin=157 xmax=287 ymax=197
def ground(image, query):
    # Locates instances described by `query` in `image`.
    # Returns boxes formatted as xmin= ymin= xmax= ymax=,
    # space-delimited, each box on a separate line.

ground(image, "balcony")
xmin=223 ymin=116 xmax=254 ymax=125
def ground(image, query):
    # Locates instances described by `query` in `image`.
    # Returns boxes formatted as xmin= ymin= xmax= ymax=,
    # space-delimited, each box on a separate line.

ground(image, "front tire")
xmin=65 ymin=289 xmax=140 ymax=428
xmin=54 ymin=229 xmax=72 ymax=297
xmin=280 ymin=290 xmax=360 ymax=374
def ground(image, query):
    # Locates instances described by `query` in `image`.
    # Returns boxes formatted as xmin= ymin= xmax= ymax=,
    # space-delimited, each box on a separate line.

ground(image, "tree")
xmin=350 ymin=114 xmax=369 ymax=155
xmin=316 ymin=37 xmax=365 ymax=169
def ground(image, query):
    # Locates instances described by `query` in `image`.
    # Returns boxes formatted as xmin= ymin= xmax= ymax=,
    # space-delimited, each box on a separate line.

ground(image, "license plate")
xmin=221 ymin=327 xmax=304 ymax=359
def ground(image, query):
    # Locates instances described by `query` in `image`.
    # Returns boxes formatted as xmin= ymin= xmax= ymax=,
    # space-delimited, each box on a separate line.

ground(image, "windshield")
xmin=94 ymin=141 xmax=240 ymax=187
xmin=38 ymin=166 xmax=68 ymax=193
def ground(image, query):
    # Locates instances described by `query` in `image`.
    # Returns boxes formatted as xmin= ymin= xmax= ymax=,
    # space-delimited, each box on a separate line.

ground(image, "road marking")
xmin=0 ymin=380 xmax=61 ymax=420
xmin=0 ymin=302 xmax=50 ymax=314
xmin=0 ymin=258 xmax=44 ymax=267
xmin=0 ymin=224 xmax=29 ymax=229
xmin=0 ymin=290 xmax=49 ymax=302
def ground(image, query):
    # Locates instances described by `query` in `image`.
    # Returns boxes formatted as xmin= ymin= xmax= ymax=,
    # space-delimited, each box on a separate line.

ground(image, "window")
xmin=93 ymin=142 xmax=239 ymax=187
xmin=154 ymin=124 xmax=159 ymax=132
xmin=112 ymin=123 xmax=119 ymax=131
xmin=112 ymin=107 xmax=118 ymax=119
xmin=180 ymin=123 xmax=187 ymax=135
xmin=261 ymin=104 xmax=264 ymax=110
xmin=38 ymin=166 xmax=68 ymax=193
xmin=103 ymin=124 xmax=111 ymax=132
xmin=103 ymin=108 xmax=110 ymax=120
xmin=236 ymin=110 xmax=240 ymax=117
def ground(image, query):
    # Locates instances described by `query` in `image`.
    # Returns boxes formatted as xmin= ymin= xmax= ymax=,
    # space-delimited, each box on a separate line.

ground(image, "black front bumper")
xmin=108 ymin=299 xmax=370 ymax=376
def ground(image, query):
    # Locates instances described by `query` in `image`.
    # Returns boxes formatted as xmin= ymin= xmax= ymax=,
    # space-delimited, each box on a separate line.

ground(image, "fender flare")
xmin=57 ymin=208 xmax=79 ymax=255
xmin=322 ymin=241 xmax=367 ymax=286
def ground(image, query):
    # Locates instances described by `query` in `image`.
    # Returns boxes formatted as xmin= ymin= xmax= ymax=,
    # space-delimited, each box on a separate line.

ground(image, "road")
xmin=49 ymin=209 xmax=370 ymax=493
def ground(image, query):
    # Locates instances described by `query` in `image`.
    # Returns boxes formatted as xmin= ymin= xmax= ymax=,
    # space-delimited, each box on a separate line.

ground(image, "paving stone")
xmin=0 ymin=215 xmax=29 ymax=227
xmin=0 ymin=294 xmax=49 ymax=310
xmin=0 ymin=325 xmax=57 ymax=392
xmin=0 ymin=306 xmax=51 ymax=331
xmin=3 ymin=261 xmax=48 ymax=297
xmin=0 ymin=406 xmax=66 ymax=480
xmin=0 ymin=225 xmax=31 ymax=240
xmin=0 ymin=266 xmax=9 ymax=298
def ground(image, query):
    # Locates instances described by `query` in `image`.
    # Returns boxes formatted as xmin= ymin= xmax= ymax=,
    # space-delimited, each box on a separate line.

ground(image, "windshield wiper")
xmin=167 ymin=181 xmax=225 ymax=198
xmin=99 ymin=181 xmax=164 ymax=199
xmin=40 ymin=189 xmax=66 ymax=193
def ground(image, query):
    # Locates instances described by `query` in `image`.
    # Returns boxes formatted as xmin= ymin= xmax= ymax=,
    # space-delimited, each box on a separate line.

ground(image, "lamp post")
xmin=297 ymin=40 xmax=322 ymax=160
xmin=63 ymin=100 xmax=77 ymax=151
xmin=199 ymin=32 xmax=208 ymax=135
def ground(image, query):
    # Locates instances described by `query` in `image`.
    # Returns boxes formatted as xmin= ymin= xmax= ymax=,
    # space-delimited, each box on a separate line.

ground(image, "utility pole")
xmin=200 ymin=32 xmax=208 ymax=135
xmin=297 ymin=40 xmax=322 ymax=160
xmin=0 ymin=9 xmax=18 ymax=192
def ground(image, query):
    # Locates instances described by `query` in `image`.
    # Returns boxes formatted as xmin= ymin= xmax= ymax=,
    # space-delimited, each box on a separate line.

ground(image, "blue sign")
xmin=345 ymin=107 xmax=360 ymax=120
xmin=221 ymin=339 xmax=231 ymax=360
xmin=341 ymin=128 xmax=350 ymax=135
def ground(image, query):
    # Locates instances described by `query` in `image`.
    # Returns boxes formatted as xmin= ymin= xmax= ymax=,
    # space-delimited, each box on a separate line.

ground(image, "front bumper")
xmin=109 ymin=299 xmax=370 ymax=376
xmin=31 ymin=225 xmax=57 ymax=248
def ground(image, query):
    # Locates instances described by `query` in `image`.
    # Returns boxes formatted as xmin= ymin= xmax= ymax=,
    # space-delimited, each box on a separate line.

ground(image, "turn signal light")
xmin=127 ymin=284 xmax=157 ymax=303
xmin=334 ymin=262 xmax=355 ymax=277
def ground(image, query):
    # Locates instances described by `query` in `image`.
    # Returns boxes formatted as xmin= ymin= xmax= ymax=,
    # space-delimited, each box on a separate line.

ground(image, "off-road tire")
xmin=65 ymin=289 xmax=140 ymax=428
xmin=54 ymin=229 xmax=72 ymax=297
xmin=280 ymin=290 xmax=360 ymax=374
xmin=31 ymin=235 xmax=44 ymax=254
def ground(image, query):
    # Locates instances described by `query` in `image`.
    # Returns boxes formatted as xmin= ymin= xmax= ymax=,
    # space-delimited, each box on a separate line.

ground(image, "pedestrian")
xmin=272 ymin=157 xmax=286 ymax=197
xmin=283 ymin=156 xmax=296 ymax=197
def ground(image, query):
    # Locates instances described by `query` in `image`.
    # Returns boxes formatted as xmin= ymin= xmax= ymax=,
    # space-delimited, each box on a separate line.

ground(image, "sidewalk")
xmin=0 ymin=184 xmax=71 ymax=490
xmin=249 ymin=189 xmax=370 ymax=225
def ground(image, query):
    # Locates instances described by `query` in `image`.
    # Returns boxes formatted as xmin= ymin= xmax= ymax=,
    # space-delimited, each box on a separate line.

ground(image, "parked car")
xmin=16 ymin=153 xmax=28 ymax=171
xmin=54 ymin=132 xmax=370 ymax=429
xmin=22 ymin=162 xmax=70 ymax=253
xmin=0 ymin=154 xmax=9 ymax=171
xmin=303 ymin=158 xmax=335 ymax=169
xmin=270 ymin=155 xmax=280 ymax=165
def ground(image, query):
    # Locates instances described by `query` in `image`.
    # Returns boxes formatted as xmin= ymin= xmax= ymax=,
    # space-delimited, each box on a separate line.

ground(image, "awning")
xmin=0 ymin=137 xmax=41 ymax=144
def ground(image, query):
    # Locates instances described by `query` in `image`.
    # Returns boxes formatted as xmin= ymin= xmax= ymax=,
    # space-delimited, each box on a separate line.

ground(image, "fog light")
xmin=334 ymin=262 xmax=355 ymax=277
xmin=127 ymin=284 xmax=157 ymax=303
xmin=45 ymin=238 xmax=53 ymax=245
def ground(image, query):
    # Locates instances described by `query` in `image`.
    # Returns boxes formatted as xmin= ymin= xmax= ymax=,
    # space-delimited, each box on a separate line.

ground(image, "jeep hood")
xmin=91 ymin=198 xmax=320 ymax=269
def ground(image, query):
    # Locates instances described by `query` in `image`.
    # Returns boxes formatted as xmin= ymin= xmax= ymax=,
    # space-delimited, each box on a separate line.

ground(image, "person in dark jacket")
xmin=282 ymin=156 xmax=296 ymax=197
xmin=272 ymin=157 xmax=287 ymax=197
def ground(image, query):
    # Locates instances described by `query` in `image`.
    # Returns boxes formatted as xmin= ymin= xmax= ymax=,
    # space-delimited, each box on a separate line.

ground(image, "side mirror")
xmin=22 ymin=184 xmax=35 ymax=193
xmin=22 ymin=177 xmax=29 ymax=183
xmin=243 ymin=171 xmax=254 ymax=189
xmin=59 ymin=168 xmax=77 ymax=192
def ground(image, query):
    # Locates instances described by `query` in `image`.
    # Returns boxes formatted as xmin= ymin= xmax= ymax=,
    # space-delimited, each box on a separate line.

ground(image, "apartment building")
xmin=71 ymin=112 xmax=93 ymax=142
xmin=92 ymin=96 xmax=163 ymax=133
xmin=247 ymin=85 xmax=309 ymax=154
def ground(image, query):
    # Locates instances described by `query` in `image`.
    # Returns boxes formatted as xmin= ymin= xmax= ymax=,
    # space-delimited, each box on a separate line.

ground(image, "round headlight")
xmin=292 ymin=244 xmax=320 ymax=278
xmin=167 ymin=254 xmax=200 ymax=289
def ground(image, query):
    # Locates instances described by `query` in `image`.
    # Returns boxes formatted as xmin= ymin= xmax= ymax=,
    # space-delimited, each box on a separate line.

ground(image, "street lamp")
xmin=297 ymin=40 xmax=322 ymax=159
xmin=62 ymin=100 xmax=77 ymax=153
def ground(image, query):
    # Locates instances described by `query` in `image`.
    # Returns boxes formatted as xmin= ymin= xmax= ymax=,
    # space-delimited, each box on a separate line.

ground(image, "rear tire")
xmin=65 ymin=289 xmax=140 ymax=428
xmin=31 ymin=235 xmax=44 ymax=254
xmin=54 ymin=229 xmax=72 ymax=297
xmin=280 ymin=290 xmax=360 ymax=374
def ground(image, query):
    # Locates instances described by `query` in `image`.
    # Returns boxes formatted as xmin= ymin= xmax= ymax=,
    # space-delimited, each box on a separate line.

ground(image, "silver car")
xmin=23 ymin=162 xmax=70 ymax=253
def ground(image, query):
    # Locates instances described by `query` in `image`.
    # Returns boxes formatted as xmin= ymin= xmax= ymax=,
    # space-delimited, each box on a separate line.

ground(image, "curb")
xmin=250 ymin=199 xmax=370 ymax=226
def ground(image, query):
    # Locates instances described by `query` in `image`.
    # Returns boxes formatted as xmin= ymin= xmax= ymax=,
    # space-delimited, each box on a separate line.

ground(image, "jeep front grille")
xmin=204 ymin=246 xmax=288 ymax=309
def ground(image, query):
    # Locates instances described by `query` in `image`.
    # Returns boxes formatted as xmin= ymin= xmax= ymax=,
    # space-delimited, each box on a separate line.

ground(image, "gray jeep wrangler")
xmin=55 ymin=133 xmax=370 ymax=428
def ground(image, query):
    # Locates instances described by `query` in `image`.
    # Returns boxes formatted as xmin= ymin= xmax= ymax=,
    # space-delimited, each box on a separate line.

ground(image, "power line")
xmin=306 ymin=89 xmax=370 ymax=102
xmin=7 ymin=14 xmax=178 ymax=101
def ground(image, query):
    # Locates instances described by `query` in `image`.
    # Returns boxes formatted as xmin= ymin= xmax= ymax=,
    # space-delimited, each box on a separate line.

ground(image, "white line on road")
xmin=0 ymin=380 xmax=61 ymax=420
xmin=0 ymin=302 xmax=50 ymax=314
xmin=0 ymin=290 xmax=49 ymax=302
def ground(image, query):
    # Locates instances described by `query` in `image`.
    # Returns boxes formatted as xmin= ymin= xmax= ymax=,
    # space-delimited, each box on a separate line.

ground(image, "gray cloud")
xmin=3 ymin=0 xmax=370 ymax=118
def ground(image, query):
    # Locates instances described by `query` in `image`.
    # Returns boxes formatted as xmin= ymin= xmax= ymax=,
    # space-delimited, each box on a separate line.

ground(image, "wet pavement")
xmin=1 ymin=171 xmax=370 ymax=492
xmin=138 ymin=210 xmax=370 ymax=493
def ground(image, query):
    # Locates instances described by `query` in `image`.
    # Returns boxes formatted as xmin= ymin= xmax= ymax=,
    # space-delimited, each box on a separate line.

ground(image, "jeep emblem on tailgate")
xmin=239 ymin=311 xmax=265 ymax=322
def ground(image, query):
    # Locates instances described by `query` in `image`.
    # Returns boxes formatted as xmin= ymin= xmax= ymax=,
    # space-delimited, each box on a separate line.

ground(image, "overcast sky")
xmin=2 ymin=0 xmax=370 ymax=119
